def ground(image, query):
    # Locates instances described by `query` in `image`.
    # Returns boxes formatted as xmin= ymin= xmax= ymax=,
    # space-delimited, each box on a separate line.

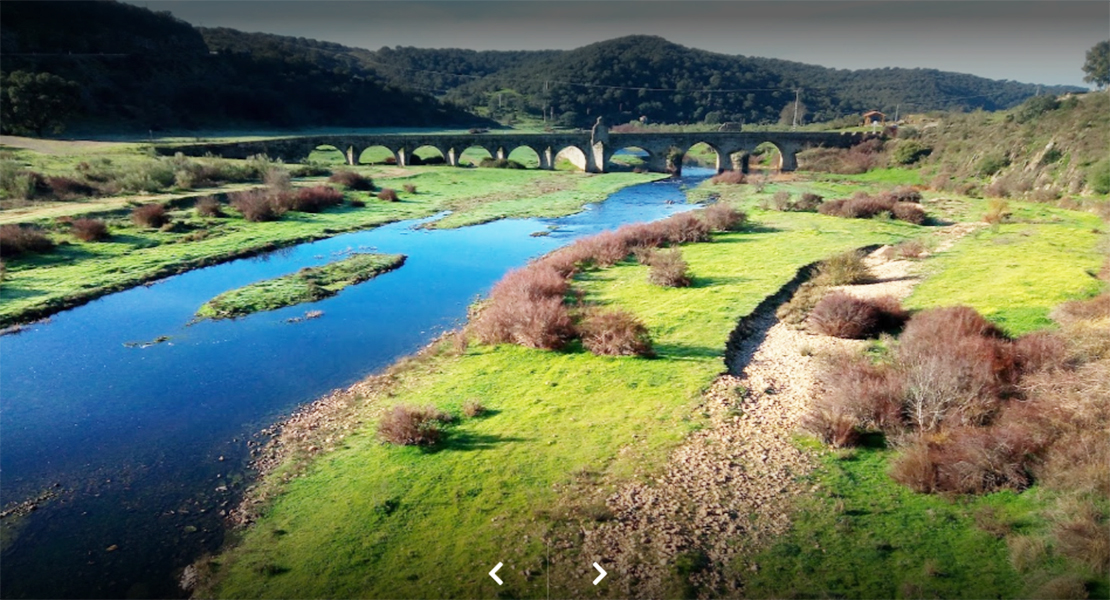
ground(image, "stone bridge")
xmin=159 ymin=130 xmax=872 ymax=174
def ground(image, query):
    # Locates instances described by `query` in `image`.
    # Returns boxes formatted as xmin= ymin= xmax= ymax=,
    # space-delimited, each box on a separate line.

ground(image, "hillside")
xmin=368 ymin=36 xmax=1084 ymax=127
xmin=0 ymin=1 xmax=487 ymax=135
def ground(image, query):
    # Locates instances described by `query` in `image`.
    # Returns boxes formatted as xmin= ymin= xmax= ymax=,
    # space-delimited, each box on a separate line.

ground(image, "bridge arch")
xmin=358 ymin=145 xmax=398 ymax=166
xmin=506 ymin=145 xmax=541 ymax=169
xmin=458 ymin=145 xmax=494 ymax=167
xmin=678 ymin=141 xmax=724 ymax=173
xmin=410 ymin=145 xmax=447 ymax=166
xmin=607 ymin=145 xmax=653 ymax=172
xmin=554 ymin=146 xmax=589 ymax=172
xmin=310 ymin=144 xmax=349 ymax=166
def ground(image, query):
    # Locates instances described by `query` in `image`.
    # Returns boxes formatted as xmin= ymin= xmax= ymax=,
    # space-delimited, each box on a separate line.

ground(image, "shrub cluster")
xmin=231 ymin=189 xmax=286 ymax=222
xmin=71 ymin=218 xmax=110 ymax=242
xmin=579 ymin=309 xmax=655 ymax=357
xmin=798 ymin=139 xmax=885 ymax=174
xmin=479 ymin=158 xmax=526 ymax=169
xmin=709 ymin=170 xmax=746 ymax=184
xmin=818 ymin=190 xmax=926 ymax=224
xmin=805 ymin=298 xmax=1110 ymax=506
xmin=403 ymin=184 xmax=417 ymax=194
xmin=131 ymin=203 xmax=169 ymax=228
xmin=0 ymin=224 xmax=54 ymax=257
xmin=701 ymin=203 xmax=747 ymax=231
xmin=777 ymin=250 xmax=874 ymax=326
xmin=377 ymin=188 xmax=399 ymax=202
xmin=377 ymin=405 xmax=452 ymax=446
xmin=195 ymin=196 xmax=224 ymax=218
xmin=763 ymin=191 xmax=824 ymax=212
xmin=807 ymin=292 xmax=908 ymax=338
xmin=287 ymin=186 xmax=344 ymax=213
xmin=647 ymin=248 xmax=691 ymax=287
xmin=328 ymin=170 xmax=374 ymax=191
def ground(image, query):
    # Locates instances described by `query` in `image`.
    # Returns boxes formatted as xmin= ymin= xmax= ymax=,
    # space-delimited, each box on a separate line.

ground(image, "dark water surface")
xmin=0 ymin=168 xmax=712 ymax=598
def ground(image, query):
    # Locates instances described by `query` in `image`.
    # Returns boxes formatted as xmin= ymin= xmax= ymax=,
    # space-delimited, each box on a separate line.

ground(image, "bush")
xmin=472 ymin=295 xmax=575 ymax=350
xmin=776 ymin=280 xmax=827 ymax=327
xmin=815 ymin=250 xmax=872 ymax=285
xmin=660 ymin=212 xmax=711 ymax=244
xmin=490 ymin=265 xmax=568 ymax=302
xmin=769 ymin=190 xmax=791 ymax=211
xmin=231 ymin=189 xmax=285 ymax=222
xmin=131 ymin=203 xmax=169 ymax=228
xmin=977 ymin=153 xmax=1010 ymax=177
xmin=349 ymin=198 xmax=366 ymax=208
xmin=403 ymin=184 xmax=417 ymax=194
xmin=0 ymin=224 xmax=54 ymax=256
xmin=287 ymin=186 xmax=344 ymax=213
xmin=891 ymin=202 xmax=927 ymax=224
xmin=808 ymin=292 xmax=908 ymax=339
xmin=462 ymin=400 xmax=485 ymax=418
xmin=891 ymin=140 xmax=932 ymax=165
xmin=818 ymin=355 xmax=906 ymax=433
xmin=648 ymin=249 xmax=691 ymax=287
xmin=377 ymin=405 xmax=451 ymax=446
xmin=896 ymin=307 xmax=1016 ymax=431
xmin=578 ymin=308 xmax=654 ymax=357
xmin=891 ymin=426 xmax=1039 ymax=494
xmin=709 ymin=170 xmax=746 ymax=184
xmin=1013 ymin=331 xmax=1070 ymax=374
xmin=46 ymin=175 xmax=97 ymax=200
xmin=195 ymin=196 xmax=224 ymax=218
xmin=479 ymin=158 xmax=526 ymax=169
xmin=895 ymin=239 xmax=927 ymax=258
xmin=71 ymin=218 xmax=109 ymax=242
xmin=328 ymin=170 xmax=374 ymax=191
xmin=701 ymin=204 xmax=747 ymax=231
xmin=793 ymin=192 xmax=824 ymax=212
xmin=885 ymin=186 xmax=923 ymax=203
xmin=377 ymin=188 xmax=399 ymax=202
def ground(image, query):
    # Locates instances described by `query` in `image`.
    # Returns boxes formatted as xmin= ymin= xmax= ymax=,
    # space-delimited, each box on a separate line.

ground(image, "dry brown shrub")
xmin=659 ymin=212 xmax=711 ymax=244
xmin=815 ymin=250 xmax=872 ymax=286
xmin=647 ymin=249 xmax=690 ymax=287
xmin=491 ymin=265 xmax=568 ymax=302
xmin=889 ymin=437 xmax=938 ymax=492
xmin=1051 ymin=293 xmax=1110 ymax=324
xmin=578 ymin=308 xmax=654 ymax=357
xmin=793 ymin=192 xmax=824 ymax=212
xmin=286 ymin=186 xmax=344 ymax=213
xmin=896 ymin=307 xmax=1016 ymax=430
xmin=1031 ymin=576 xmax=1090 ymax=600
xmin=817 ymin=198 xmax=849 ymax=217
xmin=377 ymin=405 xmax=450 ymax=446
xmin=0 ymin=224 xmax=54 ymax=256
xmin=1053 ymin=501 xmax=1110 ymax=573
xmin=195 ymin=196 xmax=224 ymax=217
xmin=131 ymin=203 xmax=169 ymax=228
xmin=771 ymin=190 xmax=791 ymax=211
xmin=821 ymin=355 xmax=906 ymax=432
xmin=472 ymin=295 xmax=575 ymax=350
xmin=896 ymin=239 xmax=927 ymax=258
xmin=930 ymin=424 xmax=1040 ymax=494
xmin=71 ymin=218 xmax=109 ymax=242
xmin=462 ymin=399 xmax=485 ymax=418
xmin=776 ymin=280 xmax=826 ymax=327
xmin=701 ymin=203 xmax=747 ymax=231
xmin=328 ymin=170 xmax=374 ymax=191
xmin=808 ymin=292 xmax=908 ymax=339
xmin=892 ymin=202 xmax=927 ymax=224
xmin=231 ymin=189 xmax=285 ymax=222
xmin=709 ymin=170 xmax=746 ymax=184
xmin=377 ymin=188 xmax=399 ymax=202
xmin=1013 ymin=331 xmax=1070 ymax=374
xmin=403 ymin=184 xmax=417 ymax=194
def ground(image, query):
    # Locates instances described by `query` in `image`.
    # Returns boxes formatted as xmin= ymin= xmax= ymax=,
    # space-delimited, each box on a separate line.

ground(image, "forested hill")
xmin=0 ymin=1 xmax=488 ymax=136
xmin=369 ymin=36 xmax=1084 ymax=127
xmin=0 ymin=1 xmax=1085 ymax=136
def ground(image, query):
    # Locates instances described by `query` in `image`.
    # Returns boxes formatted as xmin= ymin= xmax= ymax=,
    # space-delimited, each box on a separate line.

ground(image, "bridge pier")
xmin=539 ymin=147 xmax=554 ymax=170
xmin=446 ymin=148 xmax=459 ymax=167
xmin=395 ymin=148 xmax=408 ymax=168
xmin=346 ymin=146 xmax=356 ymax=166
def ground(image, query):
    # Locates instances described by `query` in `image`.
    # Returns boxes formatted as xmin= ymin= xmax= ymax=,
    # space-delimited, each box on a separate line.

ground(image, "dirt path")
xmin=580 ymin=227 xmax=978 ymax=597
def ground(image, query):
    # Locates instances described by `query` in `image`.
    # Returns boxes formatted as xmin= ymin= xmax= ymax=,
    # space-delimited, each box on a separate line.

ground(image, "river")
xmin=0 ymin=167 xmax=713 ymax=598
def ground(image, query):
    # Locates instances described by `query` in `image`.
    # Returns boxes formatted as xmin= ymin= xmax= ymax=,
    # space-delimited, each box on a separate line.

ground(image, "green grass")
xmin=742 ymin=446 xmax=1028 ymax=599
xmin=0 ymin=166 xmax=660 ymax=326
xmin=744 ymin=201 xmax=1107 ymax=598
xmin=208 ymin=211 xmax=914 ymax=599
xmin=195 ymin=253 xmax=405 ymax=320
xmin=906 ymin=206 xmax=1106 ymax=335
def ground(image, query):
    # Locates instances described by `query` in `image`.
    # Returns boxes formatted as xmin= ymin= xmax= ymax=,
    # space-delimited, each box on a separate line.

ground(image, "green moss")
xmin=196 ymin=253 xmax=405 ymax=320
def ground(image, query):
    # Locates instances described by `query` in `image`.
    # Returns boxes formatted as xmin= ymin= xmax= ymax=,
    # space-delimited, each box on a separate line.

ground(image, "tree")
xmin=1082 ymin=40 xmax=1110 ymax=89
xmin=0 ymin=71 xmax=81 ymax=136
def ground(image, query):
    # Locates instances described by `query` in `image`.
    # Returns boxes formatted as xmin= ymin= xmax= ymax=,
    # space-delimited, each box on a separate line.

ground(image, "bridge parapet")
xmin=157 ymin=130 xmax=874 ymax=174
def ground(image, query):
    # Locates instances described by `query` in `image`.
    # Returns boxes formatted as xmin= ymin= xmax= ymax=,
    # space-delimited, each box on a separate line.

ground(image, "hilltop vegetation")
xmin=372 ymin=36 xmax=1081 ymax=127
xmin=0 ymin=1 xmax=486 ymax=135
xmin=0 ymin=1 xmax=1080 ymax=136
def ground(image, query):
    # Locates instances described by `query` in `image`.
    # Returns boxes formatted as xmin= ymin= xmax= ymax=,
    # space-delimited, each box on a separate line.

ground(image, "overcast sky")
xmin=128 ymin=1 xmax=1108 ymax=87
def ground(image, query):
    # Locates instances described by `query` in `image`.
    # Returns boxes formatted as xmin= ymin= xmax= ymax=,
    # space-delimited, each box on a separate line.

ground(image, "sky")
xmin=127 ymin=1 xmax=1109 ymax=88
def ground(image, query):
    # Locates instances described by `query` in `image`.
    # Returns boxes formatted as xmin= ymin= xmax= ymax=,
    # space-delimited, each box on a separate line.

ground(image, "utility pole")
xmin=792 ymin=88 xmax=801 ymax=130
xmin=894 ymin=104 xmax=900 ymax=123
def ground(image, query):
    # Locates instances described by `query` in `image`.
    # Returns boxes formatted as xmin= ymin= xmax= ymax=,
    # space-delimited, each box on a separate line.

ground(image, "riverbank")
xmin=199 ymin=177 xmax=1105 ymax=598
xmin=199 ymin=206 xmax=916 ymax=598
xmin=0 ymin=157 xmax=662 ymax=327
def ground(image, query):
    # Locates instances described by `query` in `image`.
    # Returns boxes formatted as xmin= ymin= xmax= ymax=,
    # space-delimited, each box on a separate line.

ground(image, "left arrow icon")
xmin=489 ymin=562 xmax=504 ymax=585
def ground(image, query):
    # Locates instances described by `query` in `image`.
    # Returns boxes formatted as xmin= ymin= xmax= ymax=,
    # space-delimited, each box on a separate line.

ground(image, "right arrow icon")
xmin=592 ymin=562 xmax=607 ymax=585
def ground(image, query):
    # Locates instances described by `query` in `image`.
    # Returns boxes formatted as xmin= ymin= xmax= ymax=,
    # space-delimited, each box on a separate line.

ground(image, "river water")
xmin=0 ymin=167 xmax=713 ymax=598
